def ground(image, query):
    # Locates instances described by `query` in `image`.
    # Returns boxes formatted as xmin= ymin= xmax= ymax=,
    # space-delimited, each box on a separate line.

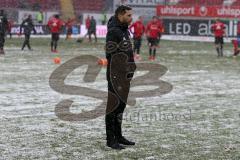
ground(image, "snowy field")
xmin=1 ymin=38 xmax=240 ymax=159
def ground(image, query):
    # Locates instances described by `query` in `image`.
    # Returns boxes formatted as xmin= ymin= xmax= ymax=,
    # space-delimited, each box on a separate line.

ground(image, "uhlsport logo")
xmin=199 ymin=6 xmax=208 ymax=16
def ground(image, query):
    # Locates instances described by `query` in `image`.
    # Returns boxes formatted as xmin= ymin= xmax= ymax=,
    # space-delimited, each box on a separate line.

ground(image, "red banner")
xmin=157 ymin=5 xmax=240 ymax=18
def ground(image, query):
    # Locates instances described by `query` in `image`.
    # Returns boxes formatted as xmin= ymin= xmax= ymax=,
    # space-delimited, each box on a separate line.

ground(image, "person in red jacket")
xmin=211 ymin=19 xmax=226 ymax=57
xmin=146 ymin=16 xmax=164 ymax=61
xmin=129 ymin=16 xmax=145 ymax=61
xmin=47 ymin=14 xmax=64 ymax=53
xmin=83 ymin=15 xmax=91 ymax=39
xmin=65 ymin=17 xmax=75 ymax=40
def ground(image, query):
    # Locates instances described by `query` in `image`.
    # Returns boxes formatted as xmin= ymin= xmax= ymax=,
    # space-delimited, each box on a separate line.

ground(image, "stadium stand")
xmin=0 ymin=0 xmax=18 ymax=8
xmin=177 ymin=0 xmax=224 ymax=6
xmin=231 ymin=0 xmax=240 ymax=6
xmin=0 ymin=0 xmax=60 ymax=11
xmin=72 ymin=0 xmax=106 ymax=14
xmin=26 ymin=0 xmax=61 ymax=11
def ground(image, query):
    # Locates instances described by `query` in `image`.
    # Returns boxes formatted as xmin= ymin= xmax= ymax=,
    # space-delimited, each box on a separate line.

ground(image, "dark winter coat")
xmin=20 ymin=18 xmax=36 ymax=35
xmin=105 ymin=16 xmax=136 ymax=82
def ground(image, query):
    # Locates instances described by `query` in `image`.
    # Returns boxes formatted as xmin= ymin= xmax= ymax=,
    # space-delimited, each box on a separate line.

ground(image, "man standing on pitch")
xmin=146 ymin=16 xmax=164 ymax=61
xmin=20 ymin=15 xmax=37 ymax=51
xmin=88 ymin=16 xmax=97 ymax=43
xmin=105 ymin=5 xmax=136 ymax=150
xmin=0 ymin=10 xmax=8 ymax=54
xmin=47 ymin=15 xmax=64 ymax=53
xmin=129 ymin=16 xmax=145 ymax=61
xmin=211 ymin=19 xmax=226 ymax=57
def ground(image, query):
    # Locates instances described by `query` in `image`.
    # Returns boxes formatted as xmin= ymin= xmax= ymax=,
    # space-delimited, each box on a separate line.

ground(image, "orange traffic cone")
xmin=54 ymin=57 xmax=61 ymax=64
xmin=97 ymin=58 xmax=108 ymax=66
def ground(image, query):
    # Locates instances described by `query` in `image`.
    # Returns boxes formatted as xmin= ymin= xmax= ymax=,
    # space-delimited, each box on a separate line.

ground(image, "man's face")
xmin=153 ymin=17 xmax=157 ymax=23
xmin=121 ymin=10 xmax=133 ymax=25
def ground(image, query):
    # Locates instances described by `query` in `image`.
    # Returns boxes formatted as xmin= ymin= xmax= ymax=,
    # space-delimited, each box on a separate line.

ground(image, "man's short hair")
xmin=54 ymin=14 xmax=60 ymax=19
xmin=115 ymin=5 xmax=132 ymax=16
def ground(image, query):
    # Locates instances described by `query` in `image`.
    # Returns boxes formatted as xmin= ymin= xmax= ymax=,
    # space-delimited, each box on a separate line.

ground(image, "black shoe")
xmin=118 ymin=136 xmax=135 ymax=145
xmin=107 ymin=141 xmax=125 ymax=150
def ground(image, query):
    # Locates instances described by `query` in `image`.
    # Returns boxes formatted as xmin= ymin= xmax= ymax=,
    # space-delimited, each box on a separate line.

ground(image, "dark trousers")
xmin=133 ymin=37 xmax=142 ymax=55
xmin=51 ymin=33 xmax=60 ymax=50
xmin=0 ymin=33 xmax=5 ymax=48
xmin=22 ymin=34 xmax=31 ymax=50
xmin=105 ymin=80 xmax=130 ymax=142
xmin=234 ymin=50 xmax=240 ymax=56
xmin=88 ymin=30 xmax=97 ymax=42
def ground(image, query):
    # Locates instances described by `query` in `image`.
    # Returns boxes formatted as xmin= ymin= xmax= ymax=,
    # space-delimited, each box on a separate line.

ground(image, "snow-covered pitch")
xmin=1 ymin=38 xmax=240 ymax=159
